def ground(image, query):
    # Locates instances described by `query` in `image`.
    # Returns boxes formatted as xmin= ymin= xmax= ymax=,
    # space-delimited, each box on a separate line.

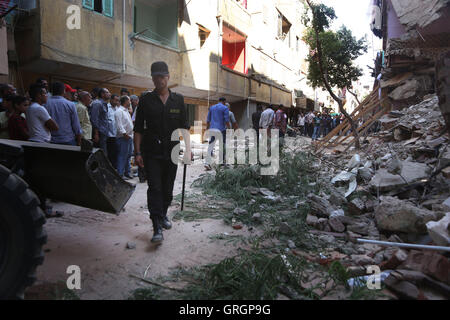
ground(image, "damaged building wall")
xmin=389 ymin=0 xmax=450 ymax=32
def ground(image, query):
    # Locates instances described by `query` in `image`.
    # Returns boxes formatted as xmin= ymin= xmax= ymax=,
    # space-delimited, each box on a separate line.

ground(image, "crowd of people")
xmin=0 ymin=80 xmax=145 ymax=182
xmin=296 ymin=111 xmax=345 ymax=141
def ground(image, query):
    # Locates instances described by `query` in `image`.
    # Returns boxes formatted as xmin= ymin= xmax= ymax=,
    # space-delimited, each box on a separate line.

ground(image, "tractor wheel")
xmin=0 ymin=165 xmax=47 ymax=299
xmin=436 ymin=50 xmax=450 ymax=136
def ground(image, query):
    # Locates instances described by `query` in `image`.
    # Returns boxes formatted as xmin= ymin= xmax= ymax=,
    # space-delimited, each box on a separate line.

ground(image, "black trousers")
xmin=143 ymin=156 xmax=178 ymax=220
xmin=107 ymin=137 xmax=118 ymax=169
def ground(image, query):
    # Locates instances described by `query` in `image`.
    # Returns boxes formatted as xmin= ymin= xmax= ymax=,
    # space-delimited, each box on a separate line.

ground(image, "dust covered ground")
xmin=26 ymin=160 xmax=256 ymax=300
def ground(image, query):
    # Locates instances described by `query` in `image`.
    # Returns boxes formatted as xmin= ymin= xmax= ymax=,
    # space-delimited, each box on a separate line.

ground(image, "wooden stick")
xmin=129 ymin=274 xmax=186 ymax=292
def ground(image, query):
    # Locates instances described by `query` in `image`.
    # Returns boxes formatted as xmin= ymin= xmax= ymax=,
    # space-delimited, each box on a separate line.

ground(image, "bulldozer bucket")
xmin=0 ymin=140 xmax=135 ymax=214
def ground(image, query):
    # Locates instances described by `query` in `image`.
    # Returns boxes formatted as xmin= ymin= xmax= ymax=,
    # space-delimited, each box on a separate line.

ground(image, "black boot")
xmin=151 ymin=217 xmax=164 ymax=243
xmin=161 ymin=216 xmax=172 ymax=230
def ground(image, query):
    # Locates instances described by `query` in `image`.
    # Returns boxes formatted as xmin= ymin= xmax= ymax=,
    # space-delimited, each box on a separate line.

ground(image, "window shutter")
xmin=82 ymin=0 xmax=94 ymax=10
xmin=103 ymin=0 xmax=114 ymax=17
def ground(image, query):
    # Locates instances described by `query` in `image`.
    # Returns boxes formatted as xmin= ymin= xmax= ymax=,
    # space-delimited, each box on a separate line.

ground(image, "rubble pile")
xmin=306 ymin=94 xmax=450 ymax=299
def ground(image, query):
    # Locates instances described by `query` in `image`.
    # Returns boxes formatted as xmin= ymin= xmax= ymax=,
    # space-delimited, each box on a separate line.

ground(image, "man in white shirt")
xmin=115 ymin=95 xmax=134 ymax=179
xmin=26 ymin=83 xmax=59 ymax=143
xmin=259 ymin=105 xmax=275 ymax=132
xmin=297 ymin=113 xmax=306 ymax=136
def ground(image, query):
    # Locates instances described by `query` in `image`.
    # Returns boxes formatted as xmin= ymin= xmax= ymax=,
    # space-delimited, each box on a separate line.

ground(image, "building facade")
xmin=3 ymin=0 xmax=315 ymax=131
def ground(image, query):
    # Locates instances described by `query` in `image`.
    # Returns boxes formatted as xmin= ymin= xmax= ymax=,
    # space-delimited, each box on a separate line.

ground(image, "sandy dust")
xmin=29 ymin=162 xmax=252 ymax=300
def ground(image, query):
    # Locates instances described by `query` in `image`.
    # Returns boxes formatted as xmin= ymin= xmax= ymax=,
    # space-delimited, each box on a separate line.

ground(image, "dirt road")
xmin=30 ymin=162 xmax=250 ymax=300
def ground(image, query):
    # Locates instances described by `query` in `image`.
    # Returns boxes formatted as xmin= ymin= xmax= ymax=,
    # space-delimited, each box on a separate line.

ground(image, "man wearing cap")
xmin=64 ymin=84 xmax=78 ymax=102
xmin=134 ymin=61 xmax=190 ymax=244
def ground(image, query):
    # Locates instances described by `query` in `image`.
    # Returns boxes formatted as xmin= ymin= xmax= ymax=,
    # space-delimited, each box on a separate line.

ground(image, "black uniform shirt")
xmin=134 ymin=89 xmax=189 ymax=159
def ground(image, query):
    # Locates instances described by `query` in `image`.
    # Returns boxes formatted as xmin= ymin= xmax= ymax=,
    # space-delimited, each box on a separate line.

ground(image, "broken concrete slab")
xmin=328 ymin=188 xmax=348 ymax=207
xmin=389 ymin=79 xmax=420 ymax=101
xmin=233 ymin=208 xmax=248 ymax=215
xmin=350 ymin=254 xmax=375 ymax=266
xmin=375 ymin=196 xmax=438 ymax=233
xmin=443 ymin=198 xmax=450 ymax=211
xmin=331 ymin=171 xmax=358 ymax=198
xmin=279 ymin=222 xmax=293 ymax=235
xmin=390 ymin=0 xmax=450 ymax=30
xmin=398 ymin=250 xmax=450 ymax=285
xmin=306 ymin=214 xmax=319 ymax=226
xmin=307 ymin=194 xmax=335 ymax=218
xmin=348 ymin=198 xmax=366 ymax=216
xmin=426 ymin=212 xmax=450 ymax=246
xmin=347 ymin=154 xmax=361 ymax=170
xmin=328 ymin=217 xmax=345 ymax=233
xmin=330 ymin=209 xmax=345 ymax=218
xmin=380 ymin=249 xmax=409 ymax=270
xmin=347 ymin=222 xmax=372 ymax=236
xmin=370 ymin=161 xmax=431 ymax=192
xmin=385 ymin=278 xmax=420 ymax=300
xmin=252 ymin=213 xmax=262 ymax=223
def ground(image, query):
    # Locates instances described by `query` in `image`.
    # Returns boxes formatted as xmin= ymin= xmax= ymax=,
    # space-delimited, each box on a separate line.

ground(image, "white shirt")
xmin=298 ymin=116 xmax=305 ymax=126
xmin=26 ymin=102 xmax=52 ymax=143
xmin=114 ymin=105 xmax=134 ymax=138
xmin=259 ymin=108 xmax=275 ymax=129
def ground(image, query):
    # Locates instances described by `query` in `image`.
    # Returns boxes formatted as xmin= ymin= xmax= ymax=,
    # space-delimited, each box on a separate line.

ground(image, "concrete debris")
xmin=306 ymin=214 xmax=319 ymax=226
xmin=347 ymin=154 xmax=361 ymax=170
xmin=330 ymin=209 xmax=345 ymax=218
xmin=380 ymin=249 xmax=408 ymax=270
xmin=390 ymin=0 xmax=450 ymax=31
xmin=388 ymin=79 xmax=421 ymax=101
xmin=350 ymin=254 xmax=375 ymax=266
xmin=443 ymin=198 xmax=450 ymax=211
xmin=398 ymin=250 xmax=450 ymax=285
xmin=307 ymin=194 xmax=335 ymax=218
xmin=369 ymin=161 xmax=431 ymax=192
xmin=328 ymin=188 xmax=348 ymax=207
xmin=126 ymin=242 xmax=136 ymax=250
xmin=328 ymin=217 xmax=345 ymax=233
xmin=375 ymin=196 xmax=438 ymax=233
xmin=233 ymin=208 xmax=248 ymax=215
xmin=279 ymin=222 xmax=293 ymax=235
xmin=287 ymin=240 xmax=296 ymax=249
xmin=300 ymin=90 xmax=449 ymax=299
xmin=331 ymin=171 xmax=358 ymax=198
xmin=426 ymin=213 xmax=450 ymax=246
xmin=252 ymin=212 xmax=262 ymax=223
xmin=347 ymin=198 xmax=366 ymax=216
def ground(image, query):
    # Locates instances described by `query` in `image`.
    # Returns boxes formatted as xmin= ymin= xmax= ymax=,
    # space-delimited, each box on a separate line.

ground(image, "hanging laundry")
xmin=371 ymin=0 xmax=383 ymax=38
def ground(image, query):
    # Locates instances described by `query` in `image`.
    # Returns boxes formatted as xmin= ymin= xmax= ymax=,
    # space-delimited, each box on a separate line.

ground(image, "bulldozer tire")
xmin=436 ymin=51 xmax=450 ymax=136
xmin=0 ymin=165 xmax=47 ymax=300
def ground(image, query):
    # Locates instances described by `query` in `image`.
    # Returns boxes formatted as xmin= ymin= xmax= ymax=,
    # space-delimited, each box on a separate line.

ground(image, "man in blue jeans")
xmin=312 ymin=112 xmax=322 ymax=141
xmin=44 ymin=82 xmax=82 ymax=146
xmin=205 ymin=97 xmax=230 ymax=170
xmin=115 ymin=95 xmax=134 ymax=179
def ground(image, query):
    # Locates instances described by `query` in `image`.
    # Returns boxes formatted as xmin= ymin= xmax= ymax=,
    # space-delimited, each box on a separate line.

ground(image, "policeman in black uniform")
xmin=133 ymin=61 xmax=190 ymax=244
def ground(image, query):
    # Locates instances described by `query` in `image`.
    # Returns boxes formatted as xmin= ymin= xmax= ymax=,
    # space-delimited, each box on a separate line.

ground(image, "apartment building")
xmin=2 ymin=0 xmax=315 ymax=130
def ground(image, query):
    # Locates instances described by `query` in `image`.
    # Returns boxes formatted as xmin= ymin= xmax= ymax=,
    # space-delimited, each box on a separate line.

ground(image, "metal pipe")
xmin=357 ymin=238 xmax=450 ymax=252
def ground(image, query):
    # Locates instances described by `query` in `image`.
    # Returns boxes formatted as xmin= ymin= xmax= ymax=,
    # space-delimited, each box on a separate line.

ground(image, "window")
xmin=82 ymin=0 xmax=113 ymax=18
xmin=277 ymin=10 xmax=291 ymax=41
xmin=197 ymin=24 xmax=210 ymax=48
xmin=222 ymin=23 xmax=247 ymax=74
xmin=235 ymin=0 xmax=247 ymax=9
xmin=133 ymin=0 xmax=178 ymax=49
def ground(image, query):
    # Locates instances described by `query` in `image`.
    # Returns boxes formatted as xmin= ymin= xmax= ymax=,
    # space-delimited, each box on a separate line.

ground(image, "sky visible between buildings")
xmin=319 ymin=0 xmax=383 ymax=86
